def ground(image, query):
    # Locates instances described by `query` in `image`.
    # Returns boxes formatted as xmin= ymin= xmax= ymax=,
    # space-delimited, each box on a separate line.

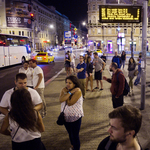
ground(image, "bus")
xmin=0 ymin=34 xmax=31 ymax=68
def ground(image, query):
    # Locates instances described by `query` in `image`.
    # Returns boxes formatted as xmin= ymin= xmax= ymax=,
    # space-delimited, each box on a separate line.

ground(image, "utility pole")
xmin=140 ymin=0 xmax=148 ymax=110
xmin=131 ymin=23 xmax=134 ymax=57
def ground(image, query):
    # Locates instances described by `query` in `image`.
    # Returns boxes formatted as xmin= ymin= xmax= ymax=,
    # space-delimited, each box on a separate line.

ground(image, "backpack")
xmin=117 ymin=72 xmax=130 ymax=96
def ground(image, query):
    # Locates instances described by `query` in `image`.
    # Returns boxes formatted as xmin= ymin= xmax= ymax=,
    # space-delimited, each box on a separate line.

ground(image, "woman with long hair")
xmin=0 ymin=89 xmax=46 ymax=150
xmin=128 ymin=57 xmax=136 ymax=96
xmin=86 ymin=56 xmax=94 ymax=92
xmin=59 ymin=75 xmax=84 ymax=150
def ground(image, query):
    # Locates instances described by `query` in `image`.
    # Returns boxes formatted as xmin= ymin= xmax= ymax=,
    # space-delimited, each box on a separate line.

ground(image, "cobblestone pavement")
xmin=0 ymin=60 xmax=150 ymax=150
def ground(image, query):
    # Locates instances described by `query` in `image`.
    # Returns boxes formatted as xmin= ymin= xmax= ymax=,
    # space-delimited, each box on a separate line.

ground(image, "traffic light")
xmin=74 ymin=39 xmax=77 ymax=45
xmin=30 ymin=13 xmax=34 ymax=21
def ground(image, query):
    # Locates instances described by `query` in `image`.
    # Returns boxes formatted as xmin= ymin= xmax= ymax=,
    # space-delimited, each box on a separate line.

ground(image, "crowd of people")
xmin=0 ymin=49 xmax=144 ymax=150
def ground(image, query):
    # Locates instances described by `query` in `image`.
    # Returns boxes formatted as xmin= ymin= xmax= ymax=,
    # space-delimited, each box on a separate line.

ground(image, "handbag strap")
xmin=12 ymin=126 xmax=20 ymax=140
xmin=62 ymin=102 xmax=67 ymax=112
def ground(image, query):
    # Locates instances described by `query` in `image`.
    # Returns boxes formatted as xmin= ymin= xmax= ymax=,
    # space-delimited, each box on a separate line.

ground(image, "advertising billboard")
xmin=99 ymin=5 xmax=142 ymax=23
xmin=5 ymin=0 xmax=32 ymax=28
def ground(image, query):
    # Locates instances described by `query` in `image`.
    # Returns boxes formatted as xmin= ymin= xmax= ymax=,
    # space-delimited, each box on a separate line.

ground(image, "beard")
xmin=109 ymin=134 xmax=127 ymax=143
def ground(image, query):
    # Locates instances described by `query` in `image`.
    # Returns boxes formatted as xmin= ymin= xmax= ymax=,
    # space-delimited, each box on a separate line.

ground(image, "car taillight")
xmin=44 ymin=57 xmax=46 ymax=59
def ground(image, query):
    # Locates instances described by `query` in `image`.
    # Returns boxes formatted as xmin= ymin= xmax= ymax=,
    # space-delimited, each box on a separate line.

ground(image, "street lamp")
xmin=49 ymin=24 xmax=55 ymax=47
xmin=50 ymin=24 xmax=54 ymax=29
xmin=82 ymin=22 xmax=86 ymax=26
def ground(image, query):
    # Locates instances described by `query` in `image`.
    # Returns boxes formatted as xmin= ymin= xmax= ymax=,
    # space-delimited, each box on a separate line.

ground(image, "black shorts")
xmin=95 ymin=70 xmax=102 ymax=80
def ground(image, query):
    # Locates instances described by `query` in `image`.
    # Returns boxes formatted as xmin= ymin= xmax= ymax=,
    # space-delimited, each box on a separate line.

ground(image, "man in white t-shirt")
xmin=29 ymin=59 xmax=46 ymax=118
xmin=0 ymin=73 xmax=43 ymax=115
xmin=19 ymin=61 xmax=33 ymax=88
xmin=70 ymin=51 xmax=76 ymax=74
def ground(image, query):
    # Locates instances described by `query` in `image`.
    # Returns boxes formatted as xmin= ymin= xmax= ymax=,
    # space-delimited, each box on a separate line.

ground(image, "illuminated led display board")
xmin=99 ymin=5 xmax=142 ymax=23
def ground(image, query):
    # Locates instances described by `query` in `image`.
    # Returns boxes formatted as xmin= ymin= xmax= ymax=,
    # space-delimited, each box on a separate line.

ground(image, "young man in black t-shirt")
xmin=97 ymin=105 xmax=142 ymax=150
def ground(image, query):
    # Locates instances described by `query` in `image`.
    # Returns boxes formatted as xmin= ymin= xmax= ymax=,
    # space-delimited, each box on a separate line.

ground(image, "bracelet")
xmin=68 ymin=91 xmax=72 ymax=95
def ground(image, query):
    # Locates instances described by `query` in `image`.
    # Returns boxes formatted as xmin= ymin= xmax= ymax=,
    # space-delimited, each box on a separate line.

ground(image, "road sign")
xmin=74 ymin=34 xmax=78 ymax=39
xmin=64 ymin=31 xmax=71 ymax=38
xmin=99 ymin=5 xmax=142 ymax=23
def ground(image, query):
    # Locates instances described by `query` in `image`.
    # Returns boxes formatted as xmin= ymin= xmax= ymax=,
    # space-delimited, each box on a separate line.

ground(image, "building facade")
xmin=87 ymin=0 xmax=150 ymax=53
xmin=0 ymin=0 xmax=71 ymax=51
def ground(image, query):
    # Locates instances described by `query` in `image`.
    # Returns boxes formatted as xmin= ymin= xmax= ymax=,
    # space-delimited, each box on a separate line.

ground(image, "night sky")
xmin=38 ymin=0 xmax=88 ymax=25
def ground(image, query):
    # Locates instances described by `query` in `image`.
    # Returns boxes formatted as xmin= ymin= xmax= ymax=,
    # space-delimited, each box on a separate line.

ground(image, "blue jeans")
xmin=64 ymin=117 xmax=82 ymax=150
xmin=121 ymin=60 xmax=125 ymax=69
xmin=134 ymin=71 xmax=141 ymax=85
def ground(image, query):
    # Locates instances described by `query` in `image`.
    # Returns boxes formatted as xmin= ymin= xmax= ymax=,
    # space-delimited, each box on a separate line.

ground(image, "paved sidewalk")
xmin=0 ymin=61 xmax=150 ymax=150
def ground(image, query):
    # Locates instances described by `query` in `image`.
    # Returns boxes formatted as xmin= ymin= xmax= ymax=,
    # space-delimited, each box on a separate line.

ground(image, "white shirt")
xmin=19 ymin=67 xmax=33 ymax=87
xmin=61 ymin=96 xmax=84 ymax=122
xmin=0 ymin=88 xmax=42 ymax=109
xmin=33 ymin=66 xmax=45 ymax=88
xmin=9 ymin=117 xmax=41 ymax=142
xmin=70 ymin=53 xmax=75 ymax=64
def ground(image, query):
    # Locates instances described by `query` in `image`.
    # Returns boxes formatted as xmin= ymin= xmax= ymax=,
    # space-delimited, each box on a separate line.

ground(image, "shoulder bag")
xmin=56 ymin=102 xmax=67 ymax=126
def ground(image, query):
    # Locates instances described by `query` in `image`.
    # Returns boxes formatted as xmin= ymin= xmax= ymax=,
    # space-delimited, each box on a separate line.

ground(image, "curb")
xmin=45 ymin=68 xmax=65 ymax=86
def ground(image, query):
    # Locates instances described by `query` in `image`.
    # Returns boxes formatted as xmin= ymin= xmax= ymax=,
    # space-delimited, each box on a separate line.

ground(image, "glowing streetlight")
xmin=50 ymin=24 xmax=54 ymax=29
xmin=82 ymin=22 xmax=86 ymax=26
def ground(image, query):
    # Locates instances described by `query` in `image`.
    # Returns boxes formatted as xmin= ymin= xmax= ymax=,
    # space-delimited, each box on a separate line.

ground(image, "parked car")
xmin=34 ymin=52 xmax=54 ymax=63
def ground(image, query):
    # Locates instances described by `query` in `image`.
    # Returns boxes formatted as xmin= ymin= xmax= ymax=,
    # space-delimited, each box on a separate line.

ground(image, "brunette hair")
xmin=93 ymin=52 xmax=98 ymax=56
xmin=111 ymin=62 xmax=118 ymax=69
xmin=9 ymin=89 xmax=37 ymax=131
xmin=23 ymin=61 xmax=29 ymax=64
xmin=65 ymin=75 xmax=83 ymax=97
xmin=65 ymin=75 xmax=82 ymax=90
xmin=129 ymin=57 xmax=136 ymax=65
xmin=109 ymin=105 xmax=142 ymax=137
xmin=87 ymin=56 xmax=91 ymax=64
xmin=15 ymin=73 xmax=27 ymax=82
xmin=29 ymin=59 xmax=37 ymax=64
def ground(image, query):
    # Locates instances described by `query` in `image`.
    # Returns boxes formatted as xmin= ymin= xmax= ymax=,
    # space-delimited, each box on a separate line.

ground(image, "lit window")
xmin=12 ymin=31 xmax=15 ymax=34
xmin=9 ymin=31 xmax=11 ymax=34
xmin=98 ymin=29 xmax=101 ymax=34
xmin=124 ymin=29 xmax=127 ymax=34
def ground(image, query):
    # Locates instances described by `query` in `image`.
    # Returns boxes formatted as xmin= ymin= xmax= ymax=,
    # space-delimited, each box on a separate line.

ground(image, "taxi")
xmin=34 ymin=52 xmax=54 ymax=63
xmin=95 ymin=49 xmax=103 ymax=57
